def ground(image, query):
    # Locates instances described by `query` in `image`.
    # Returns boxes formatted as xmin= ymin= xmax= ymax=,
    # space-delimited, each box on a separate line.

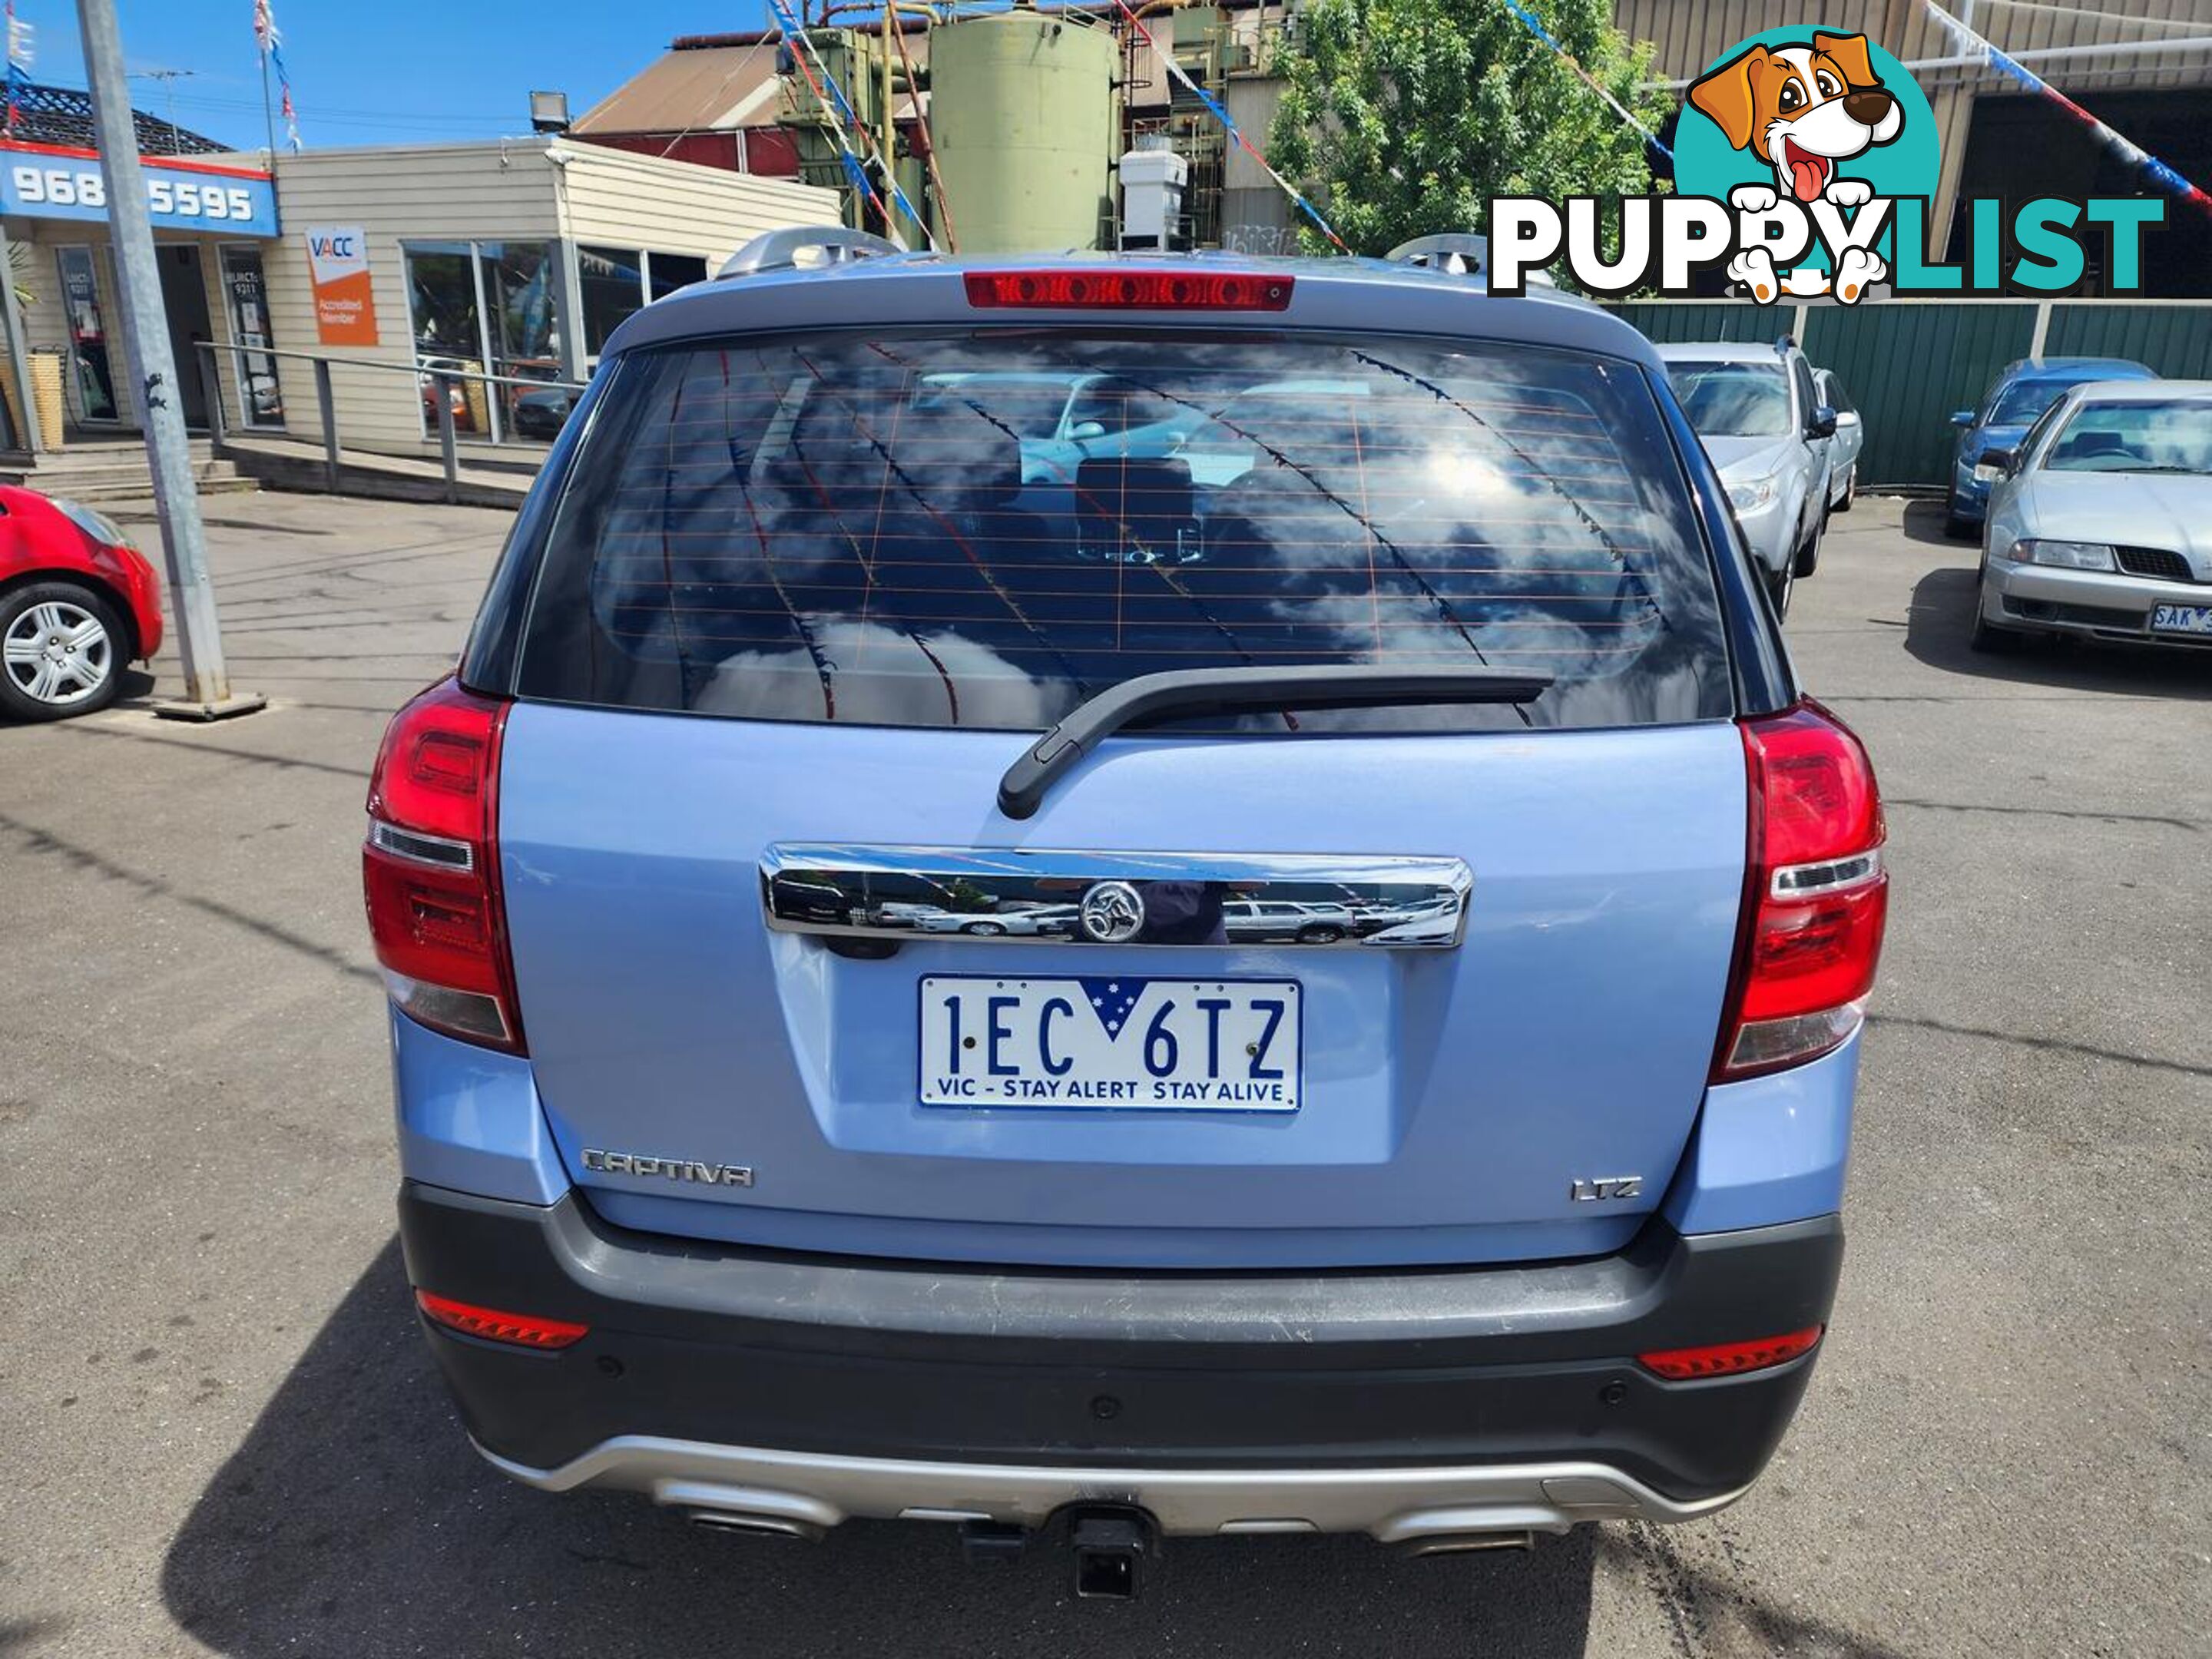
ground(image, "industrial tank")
xmin=928 ymin=5 xmax=1118 ymax=254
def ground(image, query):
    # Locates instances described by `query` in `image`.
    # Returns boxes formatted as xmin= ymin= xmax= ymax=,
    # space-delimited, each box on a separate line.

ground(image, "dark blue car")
xmin=1946 ymin=356 xmax=2156 ymax=536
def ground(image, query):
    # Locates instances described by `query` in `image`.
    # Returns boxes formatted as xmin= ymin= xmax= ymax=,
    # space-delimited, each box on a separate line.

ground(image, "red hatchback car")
xmin=0 ymin=486 xmax=163 ymax=720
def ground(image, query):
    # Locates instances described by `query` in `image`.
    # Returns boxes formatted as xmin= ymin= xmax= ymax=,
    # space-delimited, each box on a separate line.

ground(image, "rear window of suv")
xmin=516 ymin=331 xmax=1731 ymax=732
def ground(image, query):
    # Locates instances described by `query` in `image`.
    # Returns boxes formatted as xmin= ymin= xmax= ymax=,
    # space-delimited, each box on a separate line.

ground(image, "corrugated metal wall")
xmin=1799 ymin=305 xmax=2036 ymax=487
xmin=2045 ymin=305 xmax=2212 ymax=376
xmin=1610 ymin=302 xmax=2212 ymax=488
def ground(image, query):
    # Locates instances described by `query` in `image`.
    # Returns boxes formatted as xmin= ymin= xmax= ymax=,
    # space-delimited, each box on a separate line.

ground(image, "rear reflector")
xmin=415 ymin=1289 xmax=588 ymax=1350
xmin=363 ymin=677 xmax=525 ymax=1053
xmin=1639 ymin=1326 xmax=1823 ymax=1381
xmin=1714 ymin=701 xmax=1888 ymax=1080
xmin=964 ymin=270 xmax=1293 ymax=311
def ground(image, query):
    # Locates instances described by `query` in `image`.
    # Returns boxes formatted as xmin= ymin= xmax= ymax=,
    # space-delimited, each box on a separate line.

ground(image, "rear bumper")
xmin=399 ymin=1181 xmax=1842 ymax=1538
xmin=479 ymin=1435 xmax=1741 ymax=1542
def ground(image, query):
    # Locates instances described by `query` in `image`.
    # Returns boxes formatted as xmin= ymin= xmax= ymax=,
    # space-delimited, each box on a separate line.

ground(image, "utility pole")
xmin=77 ymin=0 xmax=260 ymax=719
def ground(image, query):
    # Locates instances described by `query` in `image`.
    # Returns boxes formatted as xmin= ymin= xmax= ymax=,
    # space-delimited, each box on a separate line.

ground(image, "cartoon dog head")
xmin=1688 ymin=32 xmax=1903 ymax=204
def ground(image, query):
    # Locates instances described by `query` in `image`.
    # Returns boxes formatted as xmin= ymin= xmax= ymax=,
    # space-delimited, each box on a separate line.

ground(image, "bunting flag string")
xmin=253 ymin=0 xmax=300 ymax=151
xmin=5 ymin=2 xmax=33 ymax=137
xmin=763 ymin=0 xmax=933 ymax=250
xmin=1104 ymin=0 xmax=1349 ymax=253
xmin=1498 ymin=0 xmax=1673 ymax=164
xmin=1921 ymin=0 xmax=2210 ymax=214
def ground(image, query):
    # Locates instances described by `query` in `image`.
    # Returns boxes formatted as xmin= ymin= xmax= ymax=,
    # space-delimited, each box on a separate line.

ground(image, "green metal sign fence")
xmin=1608 ymin=301 xmax=2212 ymax=489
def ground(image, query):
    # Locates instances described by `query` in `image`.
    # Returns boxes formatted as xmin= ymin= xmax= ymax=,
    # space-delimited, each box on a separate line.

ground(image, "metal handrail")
xmin=198 ymin=337 xmax=587 ymax=394
xmin=194 ymin=337 xmax=586 ymax=505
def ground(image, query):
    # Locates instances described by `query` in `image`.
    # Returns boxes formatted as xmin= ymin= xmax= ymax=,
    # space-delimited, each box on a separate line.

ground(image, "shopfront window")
xmin=580 ymin=243 xmax=644 ymax=356
xmin=55 ymin=247 xmax=118 ymax=423
xmin=578 ymin=246 xmax=713 ymax=361
xmin=649 ymin=252 xmax=707 ymax=302
xmin=481 ymin=240 xmax=564 ymax=386
xmin=403 ymin=237 xmax=565 ymax=442
xmin=218 ymin=244 xmax=283 ymax=429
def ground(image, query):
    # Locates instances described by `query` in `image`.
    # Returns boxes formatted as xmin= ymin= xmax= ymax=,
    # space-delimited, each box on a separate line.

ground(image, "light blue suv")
xmin=366 ymin=230 xmax=1888 ymax=1588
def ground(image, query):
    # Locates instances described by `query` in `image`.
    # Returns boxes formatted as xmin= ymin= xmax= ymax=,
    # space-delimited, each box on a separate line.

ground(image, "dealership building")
xmin=0 ymin=83 xmax=834 ymax=462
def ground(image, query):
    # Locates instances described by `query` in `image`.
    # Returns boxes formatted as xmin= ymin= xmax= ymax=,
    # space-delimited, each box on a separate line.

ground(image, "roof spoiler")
xmin=717 ymin=226 xmax=903 ymax=280
xmin=1385 ymin=233 xmax=1555 ymax=287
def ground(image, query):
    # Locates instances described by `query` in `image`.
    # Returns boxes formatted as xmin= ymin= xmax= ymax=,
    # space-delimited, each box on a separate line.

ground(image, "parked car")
xmin=1222 ymin=898 xmax=1362 ymax=944
xmin=418 ymin=356 xmax=478 ymax=434
xmin=1945 ymin=356 xmax=2156 ymax=538
xmin=1173 ymin=378 xmax=1371 ymax=488
xmin=1659 ymin=339 xmax=1835 ymax=615
xmin=1813 ymin=368 xmax=1863 ymax=513
xmin=0 ymin=488 xmax=162 ymax=721
xmin=369 ymin=233 xmax=1886 ymax=1575
xmin=511 ymin=385 xmax=579 ymax=439
xmin=1971 ymin=379 xmax=2212 ymax=653
xmin=912 ymin=904 xmax=1079 ymax=937
xmin=915 ymin=369 xmax=1200 ymax=485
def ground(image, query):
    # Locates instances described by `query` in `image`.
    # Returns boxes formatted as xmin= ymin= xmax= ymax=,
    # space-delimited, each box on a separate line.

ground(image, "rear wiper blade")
xmin=997 ymin=664 xmax=1553 ymax=820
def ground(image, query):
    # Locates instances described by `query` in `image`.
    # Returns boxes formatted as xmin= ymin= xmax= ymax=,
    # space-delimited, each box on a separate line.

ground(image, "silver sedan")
xmin=1973 ymin=380 xmax=2212 ymax=653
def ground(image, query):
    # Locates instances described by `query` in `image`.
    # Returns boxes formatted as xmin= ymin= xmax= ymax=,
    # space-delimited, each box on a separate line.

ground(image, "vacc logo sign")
xmin=1486 ymin=22 xmax=2167 ymax=302
xmin=305 ymin=223 xmax=379 ymax=347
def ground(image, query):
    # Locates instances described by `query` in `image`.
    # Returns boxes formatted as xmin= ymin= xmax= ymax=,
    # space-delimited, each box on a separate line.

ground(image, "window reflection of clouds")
xmin=536 ymin=333 xmax=1730 ymax=733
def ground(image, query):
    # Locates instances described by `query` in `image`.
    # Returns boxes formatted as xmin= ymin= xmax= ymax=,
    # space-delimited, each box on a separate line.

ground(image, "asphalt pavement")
xmin=0 ymin=491 xmax=2205 ymax=1657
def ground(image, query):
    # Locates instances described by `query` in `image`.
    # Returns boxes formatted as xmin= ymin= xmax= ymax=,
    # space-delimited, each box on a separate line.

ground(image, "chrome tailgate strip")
xmin=761 ymin=844 xmax=1471 ymax=949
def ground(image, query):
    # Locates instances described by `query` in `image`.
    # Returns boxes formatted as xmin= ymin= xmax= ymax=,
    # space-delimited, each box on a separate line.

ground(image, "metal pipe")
xmin=1903 ymin=35 xmax=2212 ymax=71
xmin=886 ymin=3 xmax=955 ymax=251
xmin=1651 ymin=33 xmax=2212 ymax=89
xmin=435 ymin=373 xmax=459 ymax=505
xmin=78 ymin=0 xmax=249 ymax=715
xmin=313 ymin=357 xmax=339 ymax=493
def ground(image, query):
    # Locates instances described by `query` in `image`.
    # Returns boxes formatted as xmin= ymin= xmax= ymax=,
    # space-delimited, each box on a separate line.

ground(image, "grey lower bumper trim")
xmin=475 ymin=1435 xmax=1746 ymax=1541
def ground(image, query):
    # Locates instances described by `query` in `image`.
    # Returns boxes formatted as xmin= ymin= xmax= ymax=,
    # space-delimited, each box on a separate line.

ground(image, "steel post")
xmin=78 ymin=0 xmax=260 ymax=718
xmin=314 ymin=357 xmax=339 ymax=493
xmin=435 ymin=374 xmax=459 ymax=505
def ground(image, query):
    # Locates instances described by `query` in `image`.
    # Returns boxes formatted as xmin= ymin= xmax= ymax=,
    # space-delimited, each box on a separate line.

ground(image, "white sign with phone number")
xmin=0 ymin=157 xmax=277 ymax=235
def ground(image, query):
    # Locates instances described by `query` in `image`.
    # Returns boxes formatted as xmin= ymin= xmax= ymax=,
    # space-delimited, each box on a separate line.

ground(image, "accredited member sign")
xmin=305 ymin=225 xmax=379 ymax=347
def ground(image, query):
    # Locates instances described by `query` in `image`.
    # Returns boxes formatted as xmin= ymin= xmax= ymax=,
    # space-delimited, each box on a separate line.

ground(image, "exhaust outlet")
xmin=683 ymin=1508 xmax=823 ymax=1542
xmin=1068 ymin=1508 xmax=1155 ymax=1600
xmin=1402 ymin=1529 xmax=1538 ymax=1557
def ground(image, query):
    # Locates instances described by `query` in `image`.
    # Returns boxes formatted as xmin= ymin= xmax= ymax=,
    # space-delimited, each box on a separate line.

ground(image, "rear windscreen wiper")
xmin=997 ymin=664 xmax=1554 ymax=820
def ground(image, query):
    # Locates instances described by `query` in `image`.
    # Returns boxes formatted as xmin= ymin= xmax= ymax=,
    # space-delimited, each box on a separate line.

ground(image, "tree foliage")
xmin=1269 ymin=0 xmax=1670 ymax=258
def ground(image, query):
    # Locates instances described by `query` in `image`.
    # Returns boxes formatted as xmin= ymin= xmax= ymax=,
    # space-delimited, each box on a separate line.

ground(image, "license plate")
xmin=919 ymin=975 xmax=1301 ymax=1111
xmin=2151 ymin=602 xmax=2212 ymax=636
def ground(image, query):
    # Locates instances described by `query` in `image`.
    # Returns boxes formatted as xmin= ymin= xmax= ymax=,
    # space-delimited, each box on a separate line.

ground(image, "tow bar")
xmin=1067 ymin=1506 xmax=1156 ymax=1600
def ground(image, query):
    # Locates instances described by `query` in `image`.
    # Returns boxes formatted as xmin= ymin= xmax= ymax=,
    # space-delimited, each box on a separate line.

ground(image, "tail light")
xmin=415 ymin=1289 xmax=587 ymax=1349
xmin=964 ymin=270 xmax=1293 ymax=310
xmin=1639 ymin=1325 xmax=1823 ymax=1381
xmin=1714 ymin=701 xmax=1887 ymax=1080
xmin=363 ymin=677 xmax=525 ymax=1052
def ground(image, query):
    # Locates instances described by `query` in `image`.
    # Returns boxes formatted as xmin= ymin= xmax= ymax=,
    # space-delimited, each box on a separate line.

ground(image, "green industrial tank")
xmin=928 ymin=5 xmax=1118 ymax=254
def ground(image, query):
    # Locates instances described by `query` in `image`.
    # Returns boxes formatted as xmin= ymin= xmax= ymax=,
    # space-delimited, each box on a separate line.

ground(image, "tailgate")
xmin=499 ymin=705 xmax=1746 ymax=1268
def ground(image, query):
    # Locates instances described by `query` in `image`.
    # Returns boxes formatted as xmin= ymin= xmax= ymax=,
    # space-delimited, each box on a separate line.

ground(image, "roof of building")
xmin=2 ymin=81 xmax=226 ymax=157
xmin=573 ymin=35 xmax=789 ymax=136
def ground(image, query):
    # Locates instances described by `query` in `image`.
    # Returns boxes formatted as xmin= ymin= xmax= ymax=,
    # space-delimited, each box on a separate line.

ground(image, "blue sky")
xmin=24 ymin=1 xmax=761 ymax=151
